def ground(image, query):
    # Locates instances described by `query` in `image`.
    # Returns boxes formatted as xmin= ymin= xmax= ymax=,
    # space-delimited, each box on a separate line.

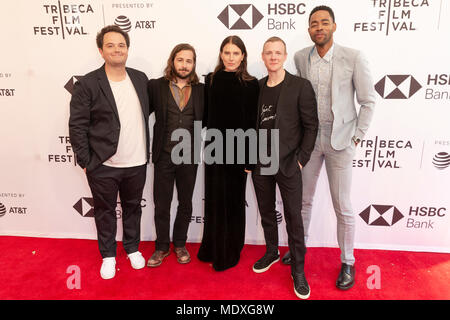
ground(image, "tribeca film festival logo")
xmin=218 ymin=3 xmax=306 ymax=31
xmin=376 ymin=73 xmax=450 ymax=101
xmin=354 ymin=0 xmax=433 ymax=35
xmin=360 ymin=204 xmax=447 ymax=230
xmin=353 ymin=136 xmax=413 ymax=171
xmin=48 ymin=136 xmax=78 ymax=166
xmin=33 ymin=2 xmax=94 ymax=39
xmin=73 ymin=197 xmax=147 ymax=218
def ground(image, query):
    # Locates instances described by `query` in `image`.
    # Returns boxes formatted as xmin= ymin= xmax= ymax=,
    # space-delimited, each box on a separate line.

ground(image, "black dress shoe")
xmin=281 ymin=251 xmax=291 ymax=265
xmin=336 ymin=263 xmax=355 ymax=290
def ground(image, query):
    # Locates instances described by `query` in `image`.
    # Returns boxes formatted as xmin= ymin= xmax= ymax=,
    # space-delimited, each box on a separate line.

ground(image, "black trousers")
xmin=86 ymin=164 xmax=147 ymax=258
xmin=252 ymin=168 xmax=306 ymax=274
xmin=153 ymin=151 xmax=198 ymax=252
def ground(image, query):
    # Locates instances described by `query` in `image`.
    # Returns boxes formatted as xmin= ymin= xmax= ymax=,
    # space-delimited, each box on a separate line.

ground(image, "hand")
xmin=84 ymin=168 xmax=87 ymax=173
xmin=297 ymin=161 xmax=302 ymax=170
xmin=244 ymin=169 xmax=251 ymax=173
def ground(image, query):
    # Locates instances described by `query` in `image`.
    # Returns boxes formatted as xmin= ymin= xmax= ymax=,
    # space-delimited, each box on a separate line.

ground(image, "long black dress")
xmin=197 ymin=70 xmax=259 ymax=271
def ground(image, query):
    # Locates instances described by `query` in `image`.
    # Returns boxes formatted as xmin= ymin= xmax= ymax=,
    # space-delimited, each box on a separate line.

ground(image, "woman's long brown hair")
xmin=210 ymin=35 xmax=255 ymax=85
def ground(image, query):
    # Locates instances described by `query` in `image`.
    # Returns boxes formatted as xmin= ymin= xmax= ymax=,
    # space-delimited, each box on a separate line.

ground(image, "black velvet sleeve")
xmin=202 ymin=73 xmax=212 ymax=129
xmin=244 ymin=79 xmax=260 ymax=171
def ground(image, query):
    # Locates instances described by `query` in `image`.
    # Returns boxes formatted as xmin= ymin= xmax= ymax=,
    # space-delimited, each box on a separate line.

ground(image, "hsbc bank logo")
xmin=375 ymin=75 xmax=422 ymax=99
xmin=359 ymin=205 xmax=404 ymax=226
xmin=73 ymin=197 xmax=94 ymax=217
xmin=218 ymin=4 xmax=264 ymax=29
xmin=64 ymin=76 xmax=83 ymax=95
xmin=73 ymin=197 xmax=147 ymax=218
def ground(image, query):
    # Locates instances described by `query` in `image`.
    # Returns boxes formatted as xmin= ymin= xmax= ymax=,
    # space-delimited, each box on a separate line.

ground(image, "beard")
xmin=311 ymin=32 xmax=332 ymax=48
xmin=175 ymin=68 xmax=193 ymax=80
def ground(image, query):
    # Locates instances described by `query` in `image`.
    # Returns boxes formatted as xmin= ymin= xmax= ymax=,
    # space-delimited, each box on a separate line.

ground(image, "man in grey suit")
xmin=283 ymin=5 xmax=376 ymax=290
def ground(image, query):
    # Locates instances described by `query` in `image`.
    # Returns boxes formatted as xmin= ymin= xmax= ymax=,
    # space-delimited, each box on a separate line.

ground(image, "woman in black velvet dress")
xmin=197 ymin=36 xmax=259 ymax=271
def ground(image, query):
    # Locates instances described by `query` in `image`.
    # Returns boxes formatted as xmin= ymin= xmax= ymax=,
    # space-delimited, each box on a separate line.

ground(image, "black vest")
xmin=163 ymin=89 xmax=195 ymax=154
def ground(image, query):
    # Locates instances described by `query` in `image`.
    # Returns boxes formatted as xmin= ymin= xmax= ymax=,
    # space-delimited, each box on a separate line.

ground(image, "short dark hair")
xmin=309 ymin=5 xmax=335 ymax=24
xmin=96 ymin=25 xmax=130 ymax=49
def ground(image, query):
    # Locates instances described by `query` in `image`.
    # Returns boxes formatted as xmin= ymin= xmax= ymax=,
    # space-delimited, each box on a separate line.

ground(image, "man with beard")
xmin=282 ymin=5 xmax=376 ymax=290
xmin=147 ymin=43 xmax=204 ymax=267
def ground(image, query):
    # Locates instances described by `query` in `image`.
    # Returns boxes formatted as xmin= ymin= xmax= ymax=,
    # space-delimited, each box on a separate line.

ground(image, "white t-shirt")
xmin=103 ymin=74 xmax=146 ymax=168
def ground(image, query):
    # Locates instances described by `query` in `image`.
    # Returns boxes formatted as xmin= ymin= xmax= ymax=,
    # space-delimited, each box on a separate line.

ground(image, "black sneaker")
xmin=252 ymin=251 xmax=280 ymax=273
xmin=292 ymin=272 xmax=310 ymax=299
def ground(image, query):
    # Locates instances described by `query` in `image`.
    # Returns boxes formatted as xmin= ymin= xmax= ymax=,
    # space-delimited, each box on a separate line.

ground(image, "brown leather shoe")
xmin=174 ymin=247 xmax=191 ymax=264
xmin=147 ymin=250 xmax=169 ymax=267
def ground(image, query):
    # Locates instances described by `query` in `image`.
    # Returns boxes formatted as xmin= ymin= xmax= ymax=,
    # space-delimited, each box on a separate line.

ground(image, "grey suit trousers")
xmin=302 ymin=124 xmax=356 ymax=265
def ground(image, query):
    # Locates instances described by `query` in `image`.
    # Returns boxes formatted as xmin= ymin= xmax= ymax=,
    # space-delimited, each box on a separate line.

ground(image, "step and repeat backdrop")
xmin=1 ymin=0 xmax=449 ymax=253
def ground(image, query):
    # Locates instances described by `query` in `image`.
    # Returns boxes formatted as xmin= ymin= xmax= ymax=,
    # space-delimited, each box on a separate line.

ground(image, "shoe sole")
xmin=177 ymin=257 xmax=191 ymax=264
xmin=101 ymin=272 xmax=115 ymax=280
xmin=294 ymin=286 xmax=310 ymax=299
xmin=252 ymin=257 xmax=280 ymax=273
xmin=147 ymin=252 xmax=170 ymax=267
xmin=131 ymin=262 xmax=146 ymax=270
xmin=336 ymin=281 xmax=355 ymax=290
xmin=291 ymin=275 xmax=310 ymax=299
xmin=174 ymin=248 xmax=191 ymax=264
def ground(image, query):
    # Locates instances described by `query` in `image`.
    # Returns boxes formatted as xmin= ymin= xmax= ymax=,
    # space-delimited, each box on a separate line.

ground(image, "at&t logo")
xmin=114 ymin=15 xmax=156 ymax=32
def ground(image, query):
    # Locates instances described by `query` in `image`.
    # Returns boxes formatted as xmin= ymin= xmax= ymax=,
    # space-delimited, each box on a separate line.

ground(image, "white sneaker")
xmin=128 ymin=251 xmax=145 ymax=269
xmin=100 ymin=257 xmax=116 ymax=280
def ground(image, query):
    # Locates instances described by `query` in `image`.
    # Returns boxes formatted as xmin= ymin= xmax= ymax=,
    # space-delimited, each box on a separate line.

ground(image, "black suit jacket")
xmin=69 ymin=64 xmax=150 ymax=171
xmin=257 ymin=71 xmax=318 ymax=177
xmin=148 ymin=77 xmax=204 ymax=163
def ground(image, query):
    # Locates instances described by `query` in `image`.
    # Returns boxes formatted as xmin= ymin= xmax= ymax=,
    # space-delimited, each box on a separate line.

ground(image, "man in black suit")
xmin=69 ymin=25 xmax=150 ymax=279
xmin=250 ymin=37 xmax=318 ymax=299
xmin=146 ymin=44 xmax=204 ymax=267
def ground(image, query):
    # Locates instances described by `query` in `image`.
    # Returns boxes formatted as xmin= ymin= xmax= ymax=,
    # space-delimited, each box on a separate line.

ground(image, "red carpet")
xmin=0 ymin=236 xmax=449 ymax=300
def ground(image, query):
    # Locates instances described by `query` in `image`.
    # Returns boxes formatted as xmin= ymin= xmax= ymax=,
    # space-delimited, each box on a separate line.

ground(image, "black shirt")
xmin=258 ymin=80 xmax=283 ymax=168
xmin=260 ymin=80 xmax=283 ymax=130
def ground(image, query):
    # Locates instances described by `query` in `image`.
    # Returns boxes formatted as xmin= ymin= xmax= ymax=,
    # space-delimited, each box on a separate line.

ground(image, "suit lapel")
xmin=304 ymin=46 xmax=314 ymax=80
xmin=127 ymin=68 xmax=147 ymax=116
xmin=274 ymin=71 xmax=291 ymax=129
xmin=160 ymin=78 xmax=169 ymax=123
xmin=193 ymin=84 xmax=201 ymax=120
xmin=331 ymin=43 xmax=343 ymax=111
xmin=256 ymin=77 xmax=267 ymax=130
xmin=97 ymin=65 xmax=120 ymax=121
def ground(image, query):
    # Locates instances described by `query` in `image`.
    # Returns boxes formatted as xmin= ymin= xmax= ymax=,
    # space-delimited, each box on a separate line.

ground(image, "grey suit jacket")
xmin=294 ymin=43 xmax=376 ymax=150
